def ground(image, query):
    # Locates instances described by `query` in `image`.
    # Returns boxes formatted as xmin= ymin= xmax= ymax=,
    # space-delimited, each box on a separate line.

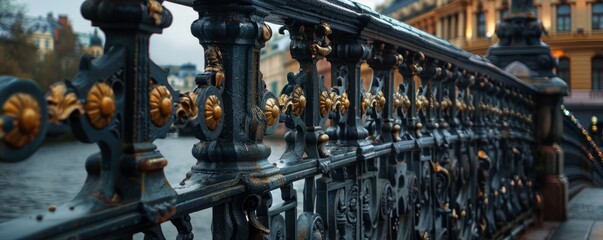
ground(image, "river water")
xmin=0 ymin=136 xmax=304 ymax=238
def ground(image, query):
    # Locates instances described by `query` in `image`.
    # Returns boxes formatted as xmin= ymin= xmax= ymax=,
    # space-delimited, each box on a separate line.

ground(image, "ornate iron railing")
xmin=0 ymin=0 xmax=563 ymax=239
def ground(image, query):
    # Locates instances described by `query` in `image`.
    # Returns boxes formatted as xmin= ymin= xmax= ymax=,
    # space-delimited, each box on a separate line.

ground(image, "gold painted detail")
xmin=204 ymin=45 xmax=225 ymax=88
xmin=441 ymin=96 xmax=452 ymax=110
xmin=264 ymin=98 xmax=279 ymax=127
xmin=2 ymin=93 xmax=42 ymax=148
xmin=140 ymin=158 xmax=168 ymax=172
xmin=47 ymin=83 xmax=84 ymax=123
xmin=394 ymin=92 xmax=411 ymax=111
xmin=361 ymin=92 xmax=373 ymax=115
xmin=149 ymin=85 xmax=173 ymax=127
xmin=85 ymin=82 xmax=115 ymax=129
xmin=261 ymin=23 xmax=272 ymax=43
xmin=309 ymin=23 xmax=332 ymax=58
xmin=277 ymin=88 xmax=309 ymax=118
xmin=375 ymin=91 xmax=386 ymax=113
xmin=278 ymin=94 xmax=292 ymax=114
xmin=393 ymin=92 xmax=402 ymax=109
xmin=477 ymin=150 xmax=490 ymax=161
xmin=416 ymin=95 xmax=428 ymax=111
xmin=319 ymin=91 xmax=331 ymax=117
xmin=291 ymin=86 xmax=306 ymax=116
xmin=429 ymin=96 xmax=438 ymax=109
xmin=456 ymin=99 xmax=466 ymax=112
xmin=148 ymin=0 xmax=163 ymax=25
xmin=175 ymin=92 xmax=199 ymax=121
xmin=334 ymin=92 xmax=350 ymax=115
xmin=204 ymin=95 xmax=222 ymax=130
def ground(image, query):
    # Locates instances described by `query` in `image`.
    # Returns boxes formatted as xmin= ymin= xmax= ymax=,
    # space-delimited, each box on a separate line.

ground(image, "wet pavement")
xmin=521 ymin=188 xmax=603 ymax=240
xmin=0 ymin=136 xmax=303 ymax=238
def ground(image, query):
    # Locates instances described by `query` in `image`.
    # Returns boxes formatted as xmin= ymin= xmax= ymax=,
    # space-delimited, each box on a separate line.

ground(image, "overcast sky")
xmin=18 ymin=0 xmax=386 ymax=68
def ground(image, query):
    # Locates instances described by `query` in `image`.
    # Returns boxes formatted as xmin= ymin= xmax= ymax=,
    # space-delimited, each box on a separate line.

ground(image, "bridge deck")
xmin=522 ymin=188 xmax=603 ymax=240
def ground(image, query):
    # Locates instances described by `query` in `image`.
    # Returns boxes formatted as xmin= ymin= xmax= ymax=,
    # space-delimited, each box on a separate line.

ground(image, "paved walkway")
xmin=521 ymin=188 xmax=603 ymax=240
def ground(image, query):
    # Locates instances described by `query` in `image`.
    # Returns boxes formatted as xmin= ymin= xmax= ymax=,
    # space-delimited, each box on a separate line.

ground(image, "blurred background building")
xmin=377 ymin=0 xmax=602 ymax=125
xmin=378 ymin=0 xmax=603 ymax=92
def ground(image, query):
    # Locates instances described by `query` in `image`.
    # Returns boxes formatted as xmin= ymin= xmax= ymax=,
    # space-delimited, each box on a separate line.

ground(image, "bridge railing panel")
xmin=0 ymin=0 xmax=541 ymax=239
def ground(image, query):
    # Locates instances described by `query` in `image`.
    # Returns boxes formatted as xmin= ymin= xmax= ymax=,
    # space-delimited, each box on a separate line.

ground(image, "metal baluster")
xmin=188 ymin=2 xmax=283 ymax=238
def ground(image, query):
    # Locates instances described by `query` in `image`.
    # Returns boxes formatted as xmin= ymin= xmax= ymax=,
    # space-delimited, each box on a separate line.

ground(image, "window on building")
xmin=557 ymin=57 xmax=570 ymax=88
xmin=557 ymin=4 xmax=571 ymax=32
xmin=593 ymin=55 xmax=603 ymax=90
xmin=593 ymin=3 xmax=603 ymax=30
xmin=45 ymin=39 xmax=50 ymax=49
xmin=34 ymin=39 xmax=39 ymax=47
xmin=477 ymin=12 xmax=486 ymax=38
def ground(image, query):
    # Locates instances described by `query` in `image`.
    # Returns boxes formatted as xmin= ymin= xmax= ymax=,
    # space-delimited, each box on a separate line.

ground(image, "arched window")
xmin=593 ymin=3 xmax=603 ymax=30
xmin=593 ymin=55 xmax=603 ymax=90
xmin=557 ymin=4 xmax=571 ymax=32
xmin=557 ymin=57 xmax=571 ymax=88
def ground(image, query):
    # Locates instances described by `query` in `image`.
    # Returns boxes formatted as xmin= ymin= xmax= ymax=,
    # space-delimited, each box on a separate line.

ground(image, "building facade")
xmin=77 ymin=29 xmax=104 ymax=58
xmin=379 ymin=0 xmax=603 ymax=92
xmin=259 ymin=33 xmax=377 ymax=96
xmin=164 ymin=63 xmax=200 ymax=93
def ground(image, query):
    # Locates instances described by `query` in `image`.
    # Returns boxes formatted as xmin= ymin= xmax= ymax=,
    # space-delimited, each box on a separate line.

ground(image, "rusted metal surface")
xmin=0 ymin=0 xmax=567 ymax=239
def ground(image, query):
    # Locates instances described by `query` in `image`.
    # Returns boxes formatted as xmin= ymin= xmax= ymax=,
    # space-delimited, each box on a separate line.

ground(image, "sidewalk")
xmin=521 ymin=188 xmax=603 ymax=240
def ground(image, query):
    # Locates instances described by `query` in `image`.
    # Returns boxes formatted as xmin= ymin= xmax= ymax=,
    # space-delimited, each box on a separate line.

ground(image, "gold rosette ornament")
xmin=85 ymin=82 xmax=115 ymax=129
xmin=204 ymin=95 xmax=222 ymax=130
xmin=264 ymin=98 xmax=279 ymax=127
xmin=291 ymin=86 xmax=306 ymax=116
xmin=319 ymin=91 xmax=331 ymax=117
xmin=2 ymin=93 xmax=42 ymax=148
xmin=149 ymin=85 xmax=173 ymax=126
xmin=47 ymin=83 xmax=84 ymax=122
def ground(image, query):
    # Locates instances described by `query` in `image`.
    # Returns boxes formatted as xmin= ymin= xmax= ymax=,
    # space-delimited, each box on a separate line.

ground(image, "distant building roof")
xmin=76 ymin=28 xmax=104 ymax=48
xmin=90 ymin=29 xmax=102 ymax=46
xmin=0 ymin=12 xmax=63 ymax=39
xmin=381 ymin=0 xmax=419 ymax=15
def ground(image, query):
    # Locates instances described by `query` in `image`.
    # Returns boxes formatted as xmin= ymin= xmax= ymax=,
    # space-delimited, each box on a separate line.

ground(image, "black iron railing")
xmin=0 ymin=0 xmax=553 ymax=239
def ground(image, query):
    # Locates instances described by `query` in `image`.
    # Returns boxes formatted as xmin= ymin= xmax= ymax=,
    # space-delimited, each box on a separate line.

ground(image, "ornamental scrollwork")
xmin=47 ymin=83 xmax=84 ymax=123
xmin=309 ymin=23 xmax=332 ymax=59
xmin=175 ymin=92 xmax=199 ymax=122
xmin=361 ymin=92 xmax=373 ymax=116
xmin=374 ymin=91 xmax=386 ymax=113
xmin=203 ymin=45 xmax=225 ymax=88
xmin=148 ymin=0 xmax=163 ymax=25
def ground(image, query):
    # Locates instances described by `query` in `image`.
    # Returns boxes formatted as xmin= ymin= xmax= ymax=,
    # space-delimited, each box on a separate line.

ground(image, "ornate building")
xmin=77 ymin=29 xmax=104 ymax=58
xmin=379 ymin=0 xmax=603 ymax=93
xmin=164 ymin=63 xmax=200 ymax=93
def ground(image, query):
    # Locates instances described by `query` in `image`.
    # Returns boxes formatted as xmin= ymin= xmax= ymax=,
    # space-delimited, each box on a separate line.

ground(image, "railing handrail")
xmin=168 ymin=0 xmax=536 ymax=93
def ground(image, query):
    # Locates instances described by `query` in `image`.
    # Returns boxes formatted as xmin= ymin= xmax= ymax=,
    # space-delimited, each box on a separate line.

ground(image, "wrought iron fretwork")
xmin=0 ymin=0 xmax=552 ymax=239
